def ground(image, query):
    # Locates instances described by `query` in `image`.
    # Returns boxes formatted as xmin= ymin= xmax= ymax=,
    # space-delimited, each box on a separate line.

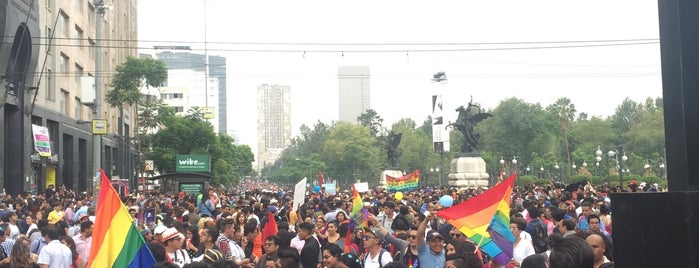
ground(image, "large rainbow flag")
xmin=386 ymin=170 xmax=420 ymax=192
xmin=349 ymin=184 xmax=369 ymax=229
xmin=436 ymin=173 xmax=517 ymax=266
xmin=88 ymin=169 xmax=156 ymax=268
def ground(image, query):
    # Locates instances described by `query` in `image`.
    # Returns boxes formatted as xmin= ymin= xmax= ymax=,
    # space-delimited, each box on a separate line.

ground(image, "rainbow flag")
xmin=386 ymin=170 xmax=420 ymax=193
xmin=88 ymin=169 xmax=156 ymax=268
xmin=349 ymin=184 xmax=369 ymax=229
xmin=436 ymin=173 xmax=517 ymax=266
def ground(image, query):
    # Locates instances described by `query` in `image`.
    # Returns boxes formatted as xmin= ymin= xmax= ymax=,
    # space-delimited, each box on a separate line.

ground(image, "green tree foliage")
xmin=357 ymin=109 xmax=384 ymax=137
xmin=323 ymin=122 xmax=383 ymax=185
xmin=548 ymin=97 xmax=577 ymax=168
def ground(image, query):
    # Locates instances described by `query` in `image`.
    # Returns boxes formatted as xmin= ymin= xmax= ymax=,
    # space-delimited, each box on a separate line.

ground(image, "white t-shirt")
xmin=167 ymin=249 xmax=192 ymax=267
xmin=8 ymin=223 xmax=19 ymax=240
xmin=37 ymin=240 xmax=73 ymax=268
xmin=364 ymin=249 xmax=393 ymax=268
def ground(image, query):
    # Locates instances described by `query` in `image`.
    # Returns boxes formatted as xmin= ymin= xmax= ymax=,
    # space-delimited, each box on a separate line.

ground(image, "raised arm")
xmin=417 ymin=211 xmax=434 ymax=249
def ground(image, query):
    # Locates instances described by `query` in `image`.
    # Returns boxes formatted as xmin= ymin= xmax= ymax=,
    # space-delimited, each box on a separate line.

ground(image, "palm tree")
xmin=106 ymin=56 xmax=167 ymax=183
xmin=551 ymin=97 xmax=577 ymax=175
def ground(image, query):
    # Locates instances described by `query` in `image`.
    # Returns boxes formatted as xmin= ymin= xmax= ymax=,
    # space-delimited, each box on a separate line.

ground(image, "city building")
xmin=155 ymin=51 xmax=228 ymax=134
xmin=338 ymin=66 xmax=371 ymax=123
xmin=159 ymin=69 xmax=220 ymax=132
xmin=257 ymin=84 xmax=292 ymax=172
xmin=0 ymin=0 xmax=138 ymax=194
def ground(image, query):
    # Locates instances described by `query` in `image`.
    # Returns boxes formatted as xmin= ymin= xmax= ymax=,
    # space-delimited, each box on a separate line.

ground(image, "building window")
xmin=74 ymin=0 xmax=82 ymax=11
xmin=46 ymin=69 xmax=55 ymax=101
xmin=59 ymin=53 xmax=69 ymax=76
xmin=58 ymin=10 xmax=68 ymax=37
xmin=174 ymin=106 xmax=184 ymax=113
xmin=74 ymin=25 xmax=83 ymax=49
xmin=46 ymin=27 xmax=53 ymax=55
xmin=60 ymin=89 xmax=68 ymax=115
xmin=174 ymin=93 xmax=183 ymax=99
xmin=75 ymin=64 xmax=83 ymax=84
xmin=88 ymin=38 xmax=95 ymax=60
xmin=75 ymin=97 xmax=82 ymax=120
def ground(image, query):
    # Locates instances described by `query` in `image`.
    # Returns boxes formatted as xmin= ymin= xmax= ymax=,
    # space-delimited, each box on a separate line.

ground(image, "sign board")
xmin=176 ymin=155 xmax=210 ymax=172
xmin=180 ymin=183 xmax=203 ymax=195
xmin=144 ymin=160 xmax=154 ymax=171
xmin=92 ymin=119 xmax=108 ymax=135
xmin=32 ymin=124 xmax=51 ymax=157
xmin=203 ymin=107 xmax=215 ymax=119
xmin=354 ymin=182 xmax=369 ymax=193
xmin=292 ymin=178 xmax=307 ymax=212
xmin=323 ymin=183 xmax=336 ymax=194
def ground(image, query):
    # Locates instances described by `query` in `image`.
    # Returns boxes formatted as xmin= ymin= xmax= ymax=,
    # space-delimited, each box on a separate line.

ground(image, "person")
xmin=416 ymin=212 xmax=444 ymax=268
xmin=587 ymin=214 xmax=611 ymax=241
xmin=322 ymin=243 xmax=343 ymax=268
xmin=524 ymin=207 xmax=548 ymax=254
xmin=586 ymin=233 xmax=612 ymax=268
xmin=558 ymin=219 xmax=577 ymax=238
xmin=370 ymin=214 xmax=418 ymax=267
xmin=5 ymin=213 xmax=20 ymax=240
xmin=184 ymin=225 xmax=200 ymax=259
xmin=161 ymin=227 xmax=191 ymax=267
xmin=24 ymin=215 xmax=38 ymax=237
xmin=46 ymin=203 xmax=64 ymax=226
xmin=37 ymin=225 xmax=72 ymax=268
xmin=0 ymin=236 xmax=39 ymax=268
xmin=255 ymin=235 xmax=279 ymax=268
xmin=337 ymin=252 xmax=362 ymax=268
xmin=376 ymin=202 xmax=396 ymax=234
xmin=193 ymin=227 xmax=219 ymax=261
xmin=321 ymin=221 xmax=340 ymax=247
xmin=72 ymin=221 xmax=92 ymax=267
xmin=510 ymin=217 xmax=535 ymax=267
xmin=361 ymin=229 xmax=393 ymax=268
xmin=520 ymin=254 xmax=547 ymax=268
xmin=275 ymin=249 xmax=300 ymax=268
xmin=578 ymin=202 xmax=605 ymax=232
xmin=60 ymin=236 xmax=84 ymax=268
xmin=548 ymin=236 xmax=594 ymax=268
xmin=275 ymin=221 xmax=295 ymax=251
xmin=29 ymin=222 xmax=49 ymax=255
xmin=297 ymin=222 xmax=320 ymax=268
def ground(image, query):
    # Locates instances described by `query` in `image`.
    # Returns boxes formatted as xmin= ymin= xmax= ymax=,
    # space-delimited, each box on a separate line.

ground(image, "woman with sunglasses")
xmin=368 ymin=214 xmax=420 ymax=268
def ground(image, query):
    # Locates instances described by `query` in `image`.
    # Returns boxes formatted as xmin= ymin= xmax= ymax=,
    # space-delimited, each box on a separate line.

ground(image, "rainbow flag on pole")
xmin=88 ymin=169 xmax=156 ymax=268
xmin=436 ymin=173 xmax=517 ymax=266
xmin=350 ymin=184 xmax=369 ymax=229
xmin=386 ymin=170 xmax=420 ymax=192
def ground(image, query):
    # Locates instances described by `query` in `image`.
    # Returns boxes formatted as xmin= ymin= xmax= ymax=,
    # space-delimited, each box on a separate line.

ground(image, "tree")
xmin=107 ymin=56 xmax=167 ymax=182
xmin=357 ymin=109 xmax=384 ymax=136
xmin=549 ymin=97 xmax=577 ymax=170
xmin=323 ymin=122 xmax=383 ymax=186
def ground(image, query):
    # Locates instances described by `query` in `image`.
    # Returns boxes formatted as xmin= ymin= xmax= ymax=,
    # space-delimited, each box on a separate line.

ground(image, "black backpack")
xmin=531 ymin=220 xmax=549 ymax=253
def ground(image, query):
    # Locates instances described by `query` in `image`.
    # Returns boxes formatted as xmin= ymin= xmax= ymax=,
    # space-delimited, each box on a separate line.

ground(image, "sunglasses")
xmin=408 ymin=235 xmax=417 ymax=239
xmin=451 ymin=233 xmax=462 ymax=238
xmin=362 ymin=235 xmax=376 ymax=241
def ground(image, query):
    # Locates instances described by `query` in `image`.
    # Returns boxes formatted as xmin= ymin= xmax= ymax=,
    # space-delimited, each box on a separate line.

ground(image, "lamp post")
xmin=539 ymin=166 xmax=544 ymax=179
xmin=499 ymin=156 xmax=505 ymax=175
xmin=512 ymin=156 xmax=518 ymax=177
xmin=526 ymin=166 xmax=531 ymax=176
xmin=607 ymin=149 xmax=615 ymax=186
xmin=554 ymin=162 xmax=560 ymax=182
xmin=571 ymin=162 xmax=577 ymax=179
xmin=644 ymin=160 xmax=651 ymax=177
xmin=659 ymin=158 xmax=666 ymax=179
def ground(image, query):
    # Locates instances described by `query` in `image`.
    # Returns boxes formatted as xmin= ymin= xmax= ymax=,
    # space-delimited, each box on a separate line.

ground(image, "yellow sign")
xmin=92 ymin=119 xmax=108 ymax=135
xmin=203 ymin=107 xmax=215 ymax=119
xmin=46 ymin=167 xmax=56 ymax=188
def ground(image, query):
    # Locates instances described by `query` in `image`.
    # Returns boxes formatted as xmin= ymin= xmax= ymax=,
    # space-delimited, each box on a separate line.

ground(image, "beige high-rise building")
xmin=257 ymin=84 xmax=292 ymax=172
xmin=338 ymin=66 xmax=371 ymax=122
xmin=0 ymin=0 xmax=138 ymax=194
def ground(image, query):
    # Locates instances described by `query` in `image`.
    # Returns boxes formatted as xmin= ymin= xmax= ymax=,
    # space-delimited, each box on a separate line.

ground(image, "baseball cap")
xmin=338 ymin=253 xmax=362 ymax=268
xmin=426 ymin=230 xmax=444 ymax=241
xmin=153 ymin=225 xmax=168 ymax=236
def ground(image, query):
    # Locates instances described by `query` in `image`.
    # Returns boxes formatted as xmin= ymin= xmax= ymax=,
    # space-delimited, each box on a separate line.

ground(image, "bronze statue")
xmin=447 ymin=97 xmax=492 ymax=154
xmin=384 ymin=131 xmax=403 ymax=168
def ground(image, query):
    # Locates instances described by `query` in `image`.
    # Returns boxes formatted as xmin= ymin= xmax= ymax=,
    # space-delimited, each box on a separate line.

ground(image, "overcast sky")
xmin=137 ymin=0 xmax=662 ymax=161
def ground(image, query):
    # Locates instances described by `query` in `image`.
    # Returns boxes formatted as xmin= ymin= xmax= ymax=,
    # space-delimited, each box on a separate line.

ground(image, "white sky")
xmin=137 ymin=0 xmax=662 ymax=161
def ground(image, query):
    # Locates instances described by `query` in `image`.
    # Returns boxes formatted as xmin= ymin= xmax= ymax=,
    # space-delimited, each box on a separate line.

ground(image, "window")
xmin=174 ymin=93 xmax=184 ymax=99
xmin=74 ymin=25 xmax=83 ymax=49
xmin=45 ymin=69 xmax=55 ymax=101
xmin=60 ymin=89 xmax=68 ymax=115
xmin=88 ymin=38 xmax=95 ymax=60
xmin=174 ymin=106 xmax=184 ymax=113
xmin=58 ymin=10 xmax=68 ymax=37
xmin=88 ymin=3 xmax=94 ymax=25
xmin=75 ymin=64 xmax=83 ymax=84
xmin=46 ymin=27 xmax=53 ymax=55
xmin=75 ymin=97 xmax=82 ymax=120
xmin=74 ymin=0 xmax=82 ymax=10
xmin=59 ymin=53 xmax=69 ymax=75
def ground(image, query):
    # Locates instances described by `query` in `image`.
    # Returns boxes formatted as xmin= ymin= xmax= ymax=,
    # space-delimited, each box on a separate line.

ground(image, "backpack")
xmin=364 ymin=248 xmax=387 ymax=268
xmin=531 ymin=220 xmax=549 ymax=253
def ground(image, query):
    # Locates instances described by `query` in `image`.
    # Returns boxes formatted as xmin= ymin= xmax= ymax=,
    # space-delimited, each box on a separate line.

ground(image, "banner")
xmin=32 ymin=124 xmax=51 ymax=157
xmin=323 ymin=183 xmax=336 ymax=194
xmin=292 ymin=178 xmax=307 ymax=212
xmin=386 ymin=170 xmax=420 ymax=192
xmin=353 ymin=182 xmax=369 ymax=193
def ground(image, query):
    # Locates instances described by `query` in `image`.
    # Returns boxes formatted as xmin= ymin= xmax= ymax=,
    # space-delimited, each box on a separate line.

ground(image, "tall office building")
xmin=338 ymin=66 xmax=371 ymax=122
xmin=257 ymin=84 xmax=292 ymax=171
xmin=155 ymin=51 xmax=228 ymax=134
xmin=0 ymin=0 xmax=138 ymax=194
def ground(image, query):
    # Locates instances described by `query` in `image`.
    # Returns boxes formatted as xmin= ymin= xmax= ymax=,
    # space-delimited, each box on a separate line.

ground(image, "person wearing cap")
xmin=416 ymin=212 xmax=445 ymax=267
xmin=153 ymin=225 xmax=168 ymax=243
xmin=361 ymin=228 xmax=393 ymax=268
xmin=161 ymin=227 xmax=191 ymax=267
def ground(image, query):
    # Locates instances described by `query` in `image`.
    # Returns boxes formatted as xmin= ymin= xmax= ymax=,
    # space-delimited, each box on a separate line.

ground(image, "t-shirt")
xmin=37 ymin=240 xmax=73 ymax=268
xmin=417 ymin=243 xmax=444 ymax=268
xmin=167 ymin=249 xmax=192 ymax=267
xmin=364 ymin=249 xmax=393 ymax=268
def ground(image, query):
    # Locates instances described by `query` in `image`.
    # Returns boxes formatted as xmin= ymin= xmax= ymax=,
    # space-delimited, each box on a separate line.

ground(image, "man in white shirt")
xmin=37 ymin=225 xmax=72 ymax=268
xmin=361 ymin=229 xmax=393 ymax=268
xmin=162 ymin=227 xmax=191 ymax=267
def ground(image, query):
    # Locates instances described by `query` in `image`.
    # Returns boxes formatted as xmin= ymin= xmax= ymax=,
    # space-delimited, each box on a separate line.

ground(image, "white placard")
xmin=292 ymin=178 xmax=307 ymax=212
xmin=353 ymin=182 xmax=369 ymax=193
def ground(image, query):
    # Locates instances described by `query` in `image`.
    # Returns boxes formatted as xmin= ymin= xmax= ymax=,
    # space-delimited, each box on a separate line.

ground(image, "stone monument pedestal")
xmin=447 ymin=155 xmax=490 ymax=187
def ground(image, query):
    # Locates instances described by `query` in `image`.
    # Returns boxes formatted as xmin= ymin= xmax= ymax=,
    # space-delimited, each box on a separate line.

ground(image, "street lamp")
xmin=659 ymin=158 xmax=666 ymax=179
xmin=512 ymin=156 xmax=518 ymax=176
xmin=644 ymin=160 xmax=651 ymax=176
xmin=607 ymin=149 xmax=615 ymax=186
xmin=526 ymin=166 xmax=531 ymax=176
xmin=554 ymin=162 xmax=560 ymax=182
xmin=539 ymin=166 xmax=544 ymax=179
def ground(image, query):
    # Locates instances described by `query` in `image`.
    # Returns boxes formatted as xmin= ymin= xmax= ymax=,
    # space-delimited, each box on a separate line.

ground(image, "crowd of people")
xmin=0 ymin=177 xmax=646 ymax=268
